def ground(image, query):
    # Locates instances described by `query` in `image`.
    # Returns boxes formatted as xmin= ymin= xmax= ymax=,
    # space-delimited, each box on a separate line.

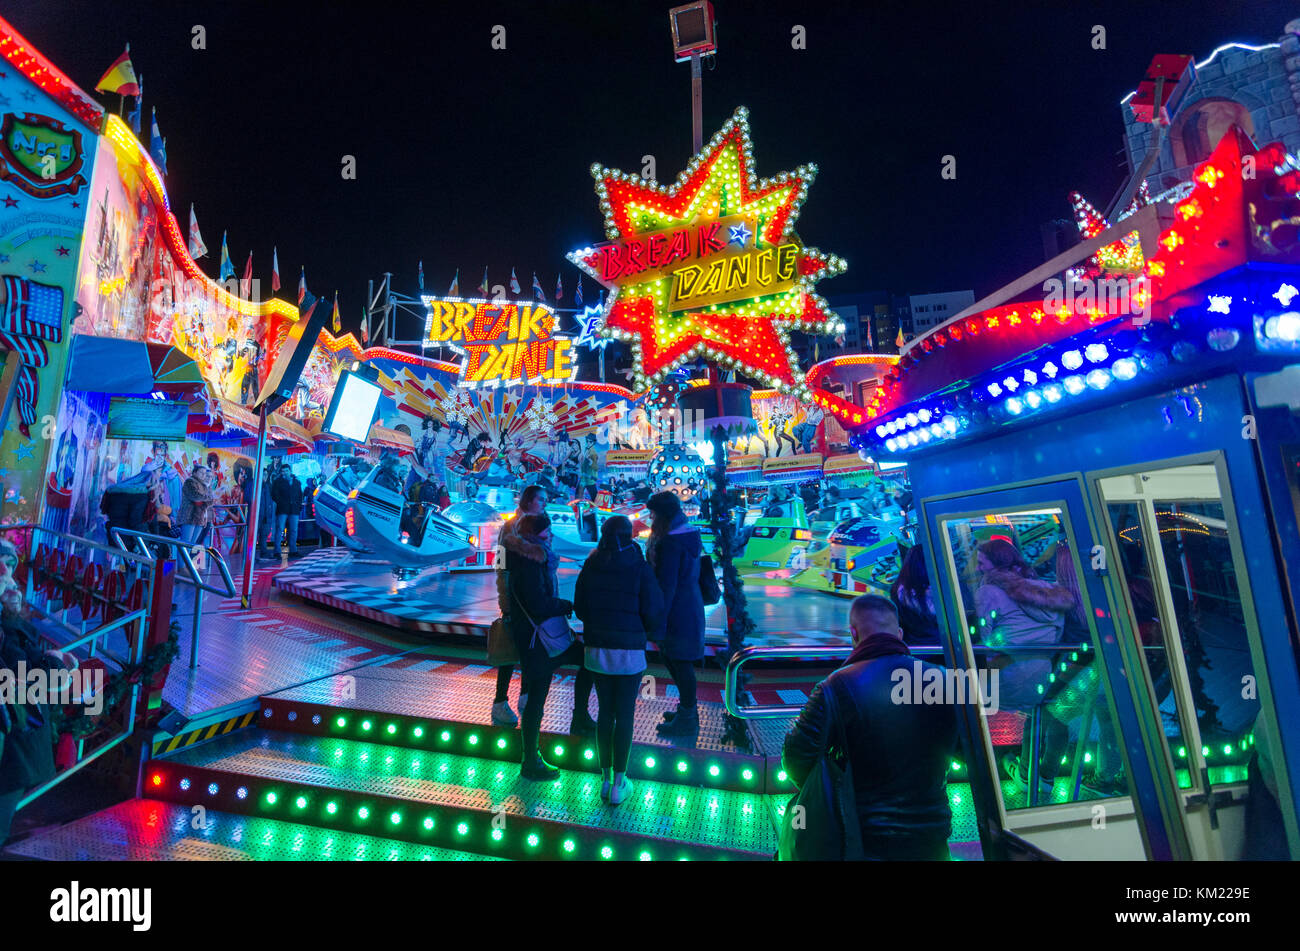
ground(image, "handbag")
xmin=486 ymin=616 xmax=519 ymax=666
xmin=698 ymin=553 xmax=722 ymax=606
xmin=509 ymin=577 xmax=574 ymax=658
xmin=777 ymin=679 xmax=865 ymax=861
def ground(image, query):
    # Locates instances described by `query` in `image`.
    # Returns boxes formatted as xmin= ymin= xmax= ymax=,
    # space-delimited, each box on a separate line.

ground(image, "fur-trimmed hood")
xmin=502 ymin=522 xmax=547 ymax=563
xmin=982 ymin=568 xmax=1076 ymax=612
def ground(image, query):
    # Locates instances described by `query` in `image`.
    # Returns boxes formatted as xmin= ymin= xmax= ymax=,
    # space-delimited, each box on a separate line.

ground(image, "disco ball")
xmin=646 ymin=445 xmax=708 ymax=500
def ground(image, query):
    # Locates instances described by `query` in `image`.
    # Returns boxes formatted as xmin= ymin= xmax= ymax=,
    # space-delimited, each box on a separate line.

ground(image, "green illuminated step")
xmin=2 ymin=799 xmax=500 ymax=862
xmin=161 ymin=729 xmax=779 ymax=857
xmin=765 ymin=780 xmax=981 ymax=850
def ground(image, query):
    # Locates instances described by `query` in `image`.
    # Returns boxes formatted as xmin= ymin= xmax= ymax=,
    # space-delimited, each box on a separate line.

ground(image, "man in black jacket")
xmin=782 ymin=595 xmax=959 ymax=860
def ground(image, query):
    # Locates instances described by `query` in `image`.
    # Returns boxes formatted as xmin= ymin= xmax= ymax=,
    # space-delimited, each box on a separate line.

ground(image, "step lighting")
xmin=413 ymin=727 xmax=424 ymax=739
xmin=390 ymin=811 xmax=402 ymax=825
xmin=644 ymin=756 xmax=656 ymax=769
xmin=295 ymin=796 xmax=308 ymax=809
xmin=456 ymin=822 xmax=469 ymax=836
xmin=583 ymin=748 xmax=595 ymax=761
xmin=151 ymin=773 xmax=162 ymax=787
xmin=326 ymin=801 xmax=338 ymax=815
xmin=440 ymin=730 xmax=452 ymax=742
xmin=1223 ymin=744 xmax=1233 ymax=757
xmin=207 ymin=783 xmax=219 ymax=796
xmin=526 ymin=833 xmax=540 ymax=848
xmin=265 ymin=792 xmax=278 ymax=806
xmin=387 ymin=724 xmax=398 ymax=735
xmin=312 ymin=715 xmax=321 ymax=725
xmin=336 ymin=717 xmax=347 ymax=728
xmin=553 ymin=744 xmax=565 ymax=757
xmin=496 ymin=738 xmax=508 ymax=750
xmin=179 ymin=778 xmax=191 ymax=791
xmin=468 ymin=734 xmax=479 ymax=746
xmin=236 ymin=787 xmax=248 ymax=800
xmin=562 ymin=839 xmax=576 ymax=853
xmin=491 ymin=829 xmax=504 ymax=842
xmin=676 ymin=760 xmax=688 ymax=773
xmin=357 ymin=807 xmax=370 ymax=820
xmin=423 ymin=817 xmax=435 ymax=831
xmin=639 ymin=851 xmax=652 ymax=861
xmin=1201 ymin=745 xmax=1211 ymax=758
xmin=1178 ymin=746 xmax=1187 ymax=758
xmin=600 ymin=846 xmax=613 ymax=859
xmin=708 ymin=765 xmax=720 ymax=777
xmin=741 ymin=768 xmax=754 ymax=781
xmin=776 ymin=770 xmax=788 ymax=782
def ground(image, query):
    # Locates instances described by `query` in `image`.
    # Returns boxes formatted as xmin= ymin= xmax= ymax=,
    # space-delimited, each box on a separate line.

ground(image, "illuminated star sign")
xmin=567 ymin=106 xmax=846 ymax=395
xmin=574 ymin=304 xmax=612 ymax=350
xmin=1206 ymin=295 xmax=1232 ymax=314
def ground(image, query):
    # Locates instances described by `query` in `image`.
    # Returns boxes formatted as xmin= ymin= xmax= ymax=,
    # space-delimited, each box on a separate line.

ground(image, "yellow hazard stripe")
xmin=151 ymin=710 xmax=257 ymax=754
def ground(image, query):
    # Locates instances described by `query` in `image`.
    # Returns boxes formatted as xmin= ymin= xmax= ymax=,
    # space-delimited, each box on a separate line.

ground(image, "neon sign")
xmin=422 ymin=296 xmax=574 ymax=386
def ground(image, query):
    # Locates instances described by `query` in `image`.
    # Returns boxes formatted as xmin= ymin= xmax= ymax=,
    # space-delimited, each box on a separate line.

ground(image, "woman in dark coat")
xmin=506 ymin=513 xmax=587 ymax=779
xmin=575 ymin=516 xmax=664 ymax=805
xmin=645 ymin=491 xmax=705 ymax=738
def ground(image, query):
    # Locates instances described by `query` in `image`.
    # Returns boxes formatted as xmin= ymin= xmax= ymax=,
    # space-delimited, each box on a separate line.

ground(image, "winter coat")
xmin=504 ymin=532 xmax=571 ymax=646
xmin=495 ymin=515 xmax=527 ymax=618
xmin=782 ymin=634 xmax=958 ymax=851
xmin=178 ymin=475 xmax=214 ymax=527
xmin=574 ymin=541 xmax=664 ymax=652
xmin=647 ymin=514 xmax=705 ymax=661
xmin=271 ymin=475 xmax=302 ymax=514
xmin=975 ymin=568 xmax=1074 ymax=711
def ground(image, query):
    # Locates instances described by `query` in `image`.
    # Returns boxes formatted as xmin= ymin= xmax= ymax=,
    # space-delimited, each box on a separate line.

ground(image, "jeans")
xmin=275 ymin=513 xmax=300 ymax=553
xmin=664 ymin=657 xmax=697 ymax=708
xmin=593 ymin=672 xmax=639 ymax=773
xmin=263 ymin=503 xmax=277 ymax=549
xmin=180 ymin=522 xmax=202 ymax=544
xmin=512 ymin=632 xmax=592 ymax=763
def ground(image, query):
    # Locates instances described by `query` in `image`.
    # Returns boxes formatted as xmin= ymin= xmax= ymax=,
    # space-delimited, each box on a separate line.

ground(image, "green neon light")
xmin=491 ymin=829 xmax=504 ymax=842
xmin=326 ymin=802 xmax=337 ymax=815
xmin=390 ymin=812 xmax=402 ymax=825
xmin=295 ymin=796 xmax=308 ymax=809
xmin=335 ymin=716 xmax=346 ymax=728
xmin=708 ymin=765 xmax=720 ymax=777
xmin=676 ymin=760 xmax=688 ymax=773
xmin=563 ymin=839 xmax=576 ymax=853
xmin=741 ymin=768 xmax=754 ymax=781
xmin=645 ymin=756 xmax=656 ymax=769
xmin=361 ymin=720 xmax=372 ymax=731
xmin=584 ymin=748 xmax=594 ymax=761
xmin=423 ymin=817 xmax=435 ymax=830
xmin=497 ymin=738 xmax=508 ymax=749
xmin=265 ymin=792 xmax=278 ymax=806
xmin=440 ymin=730 xmax=451 ymax=742
xmin=600 ymin=846 xmax=613 ymax=859
xmin=357 ymin=807 xmax=370 ymax=820
xmin=526 ymin=833 xmax=540 ymax=848
xmin=457 ymin=822 xmax=469 ymax=836
xmin=639 ymin=851 xmax=652 ymax=861
xmin=387 ymin=723 xmax=397 ymax=735
xmin=468 ymin=734 xmax=479 ymax=746
xmin=554 ymin=744 xmax=565 ymax=757
xmin=413 ymin=726 xmax=424 ymax=739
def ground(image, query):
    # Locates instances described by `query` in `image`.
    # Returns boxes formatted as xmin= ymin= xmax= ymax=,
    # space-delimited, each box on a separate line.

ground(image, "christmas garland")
xmin=58 ymin=621 xmax=181 ymax=740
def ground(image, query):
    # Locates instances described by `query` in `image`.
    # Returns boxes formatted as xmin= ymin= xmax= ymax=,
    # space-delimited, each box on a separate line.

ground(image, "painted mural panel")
xmin=0 ymin=71 xmax=98 ymax=529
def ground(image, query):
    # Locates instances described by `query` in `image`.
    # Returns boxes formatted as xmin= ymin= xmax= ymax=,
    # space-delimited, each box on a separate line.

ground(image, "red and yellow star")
xmin=568 ymin=107 xmax=845 ymax=395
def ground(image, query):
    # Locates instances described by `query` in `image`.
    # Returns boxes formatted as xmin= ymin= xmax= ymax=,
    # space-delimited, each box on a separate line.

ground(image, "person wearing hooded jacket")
xmin=974 ymin=538 xmax=1077 ymax=793
xmin=645 ymin=491 xmax=705 ymax=738
xmin=575 ymin=516 xmax=664 ymax=805
xmin=506 ymin=513 xmax=591 ymax=779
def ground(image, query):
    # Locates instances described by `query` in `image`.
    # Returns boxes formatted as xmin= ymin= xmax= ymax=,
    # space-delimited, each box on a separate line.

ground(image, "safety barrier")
xmin=1 ymin=524 xmax=157 ymax=811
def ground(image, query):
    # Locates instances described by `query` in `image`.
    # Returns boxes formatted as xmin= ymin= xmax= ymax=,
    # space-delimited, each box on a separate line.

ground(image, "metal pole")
xmin=690 ymin=52 xmax=703 ymax=153
xmin=366 ymin=278 xmax=374 ymax=345
xmin=241 ymin=404 xmax=269 ymax=606
xmin=383 ymin=272 xmax=393 ymax=346
xmin=190 ymin=584 xmax=203 ymax=670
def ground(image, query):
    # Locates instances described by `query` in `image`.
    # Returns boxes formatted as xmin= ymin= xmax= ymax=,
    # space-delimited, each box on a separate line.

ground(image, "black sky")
xmin=4 ymin=0 xmax=1293 ymax=338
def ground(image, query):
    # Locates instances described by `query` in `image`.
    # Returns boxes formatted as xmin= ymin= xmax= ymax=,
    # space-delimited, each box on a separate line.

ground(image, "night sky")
xmin=5 ymin=0 xmax=1292 ymax=340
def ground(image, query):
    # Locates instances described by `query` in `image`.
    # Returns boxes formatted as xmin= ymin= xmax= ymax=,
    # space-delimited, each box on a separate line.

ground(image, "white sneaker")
xmin=610 ymin=775 xmax=633 ymax=806
xmin=491 ymin=701 xmax=518 ymax=726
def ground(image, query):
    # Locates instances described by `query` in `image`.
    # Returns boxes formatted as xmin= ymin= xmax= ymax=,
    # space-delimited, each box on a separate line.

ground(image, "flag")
xmin=126 ymin=74 xmax=143 ymax=135
xmin=478 ymin=267 xmax=489 ymax=298
xmin=418 ymin=260 xmax=425 ymax=291
xmin=332 ymin=292 xmax=340 ymax=334
xmin=240 ymin=251 xmax=253 ymax=299
xmin=95 ymin=45 xmax=140 ymax=96
xmin=271 ymin=246 xmax=281 ymax=292
xmin=187 ymin=204 xmax=207 ymax=259
xmin=360 ymin=315 xmax=369 ymax=346
xmin=219 ymin=232 xmax=234 ymax=281
xmin=531 ymin=272 xmax=545 ymax=302
xmin=149 ymin=108 xmax=167 ymax=175
xmin=574 ymin=277 xmax=583 ymax=309
xmin=895 ymin=327 xmax=905 ymax=349
xmin=509 ymin=268 xmax=520 ymax=295
xmin=448 ymin=269 xmax=459 ymax=296
xmin=297 ymin=267 xmax=307 ymax=305
xmin=555 ymin=274 xmax=563 ymax=301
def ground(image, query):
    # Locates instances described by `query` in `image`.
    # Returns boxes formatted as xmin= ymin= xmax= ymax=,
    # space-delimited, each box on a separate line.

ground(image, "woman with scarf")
xmin=974 ymin=538 xmax=1076 ymax=793
xmin=178 ymin=462 xmax=215 ymax=545
xmin=645 ymin=491 xmax=705 ymax=739
xmin=506 ymin=513 xmax=590 ymax=779
xmin=575 ymin=516 xmax=664 ymax=805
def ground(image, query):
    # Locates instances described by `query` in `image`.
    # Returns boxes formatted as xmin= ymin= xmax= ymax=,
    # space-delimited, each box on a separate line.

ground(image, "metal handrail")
xmin=0 ymin=524 xmax=155 ymax=811
xmin=723 ymin=642 xmax=1091 ymax=718
xmin=109 ymin=527 xmax=237 ymax=670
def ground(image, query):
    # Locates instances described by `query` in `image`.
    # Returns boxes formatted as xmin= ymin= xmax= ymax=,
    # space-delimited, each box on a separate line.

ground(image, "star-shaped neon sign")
xmin=567 ymin=107 xmax=845 ymax=395
xmin=574 ymin=304 xmax=612 ymax=350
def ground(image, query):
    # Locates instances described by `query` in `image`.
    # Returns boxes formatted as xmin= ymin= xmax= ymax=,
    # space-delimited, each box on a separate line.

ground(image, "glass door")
xmin=925 ymin=479 xmax=1168 ymax=860
xmin=1096 ymin=462 xmax=1264 ymax=860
